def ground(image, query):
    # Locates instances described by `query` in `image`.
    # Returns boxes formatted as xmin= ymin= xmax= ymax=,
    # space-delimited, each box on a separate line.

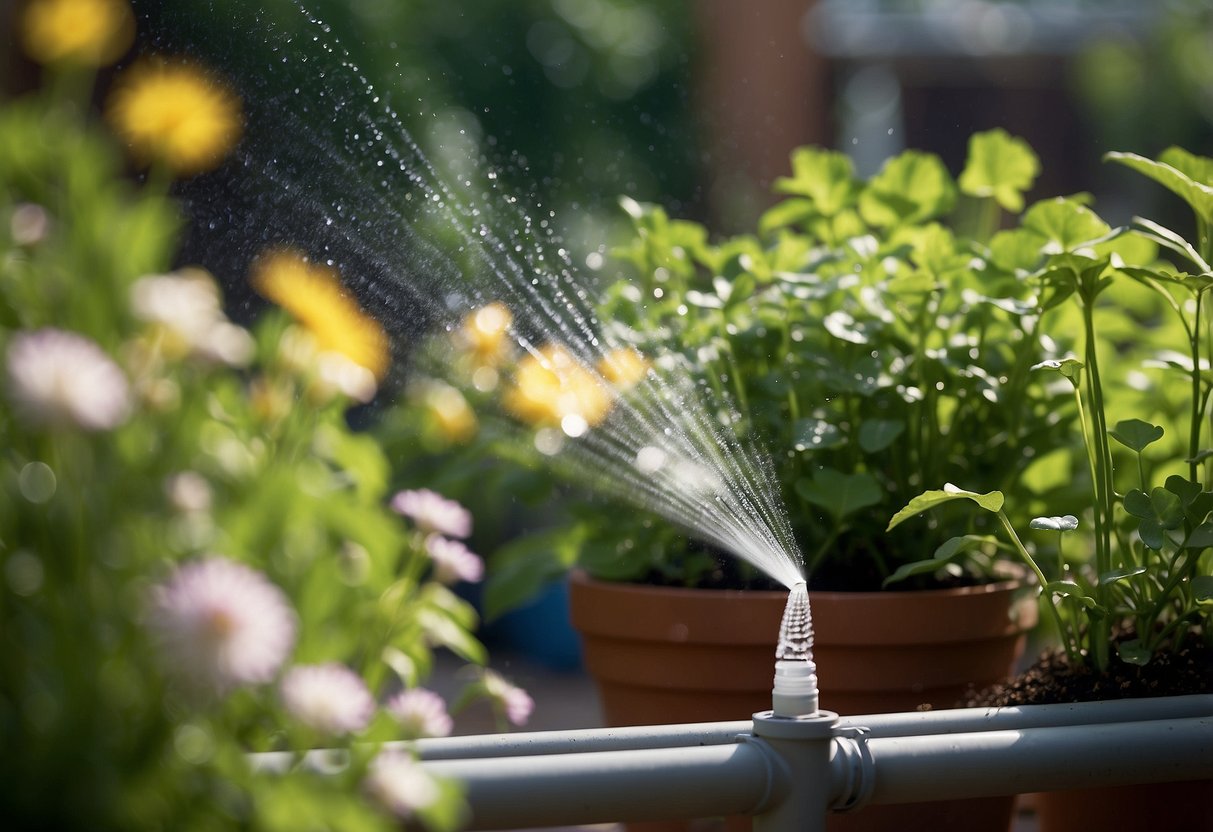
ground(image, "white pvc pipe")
xmin=423 ymin=742 xmax=776 ymax=829
xmin=847 ymin=716 xmax=1213 ymax=806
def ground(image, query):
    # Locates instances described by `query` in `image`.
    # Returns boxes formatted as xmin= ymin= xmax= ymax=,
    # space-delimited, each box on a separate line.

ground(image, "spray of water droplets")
xmin=153 ymin=3 xmax=805 ymax=589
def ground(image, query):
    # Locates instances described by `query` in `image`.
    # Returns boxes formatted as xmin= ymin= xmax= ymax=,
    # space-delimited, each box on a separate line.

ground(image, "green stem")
xmin=1190 ymin=292 xmax=1204 ymax=483
xmin=1081 ymin=303 xmax=1113 ymax=672
xmin=996 ymin=510 xmax=1079 ymax=665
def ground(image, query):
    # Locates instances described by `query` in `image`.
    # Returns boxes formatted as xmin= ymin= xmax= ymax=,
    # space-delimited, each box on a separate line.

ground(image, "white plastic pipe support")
xmin=750 ymin=709 xmax=840 ymax=832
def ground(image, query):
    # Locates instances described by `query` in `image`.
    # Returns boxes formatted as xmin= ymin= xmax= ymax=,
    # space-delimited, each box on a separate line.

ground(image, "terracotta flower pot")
xmin=1033 ymin=780 xmax=1213 ymax=832
xmin=568 ymin=570 xmax=1037 ymax=832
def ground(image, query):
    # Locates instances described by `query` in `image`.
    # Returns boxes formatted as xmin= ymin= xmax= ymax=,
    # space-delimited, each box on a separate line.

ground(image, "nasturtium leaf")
xmin=1029 ymin=515 xmax=1079 ymax=532
xmin=1022 ymin=198 xmax=1111 ymax=253
xmin=1124 ymin=489 xmax=1152 ymax=517
xmin=1193 ymin=576 xmax=1213 ymax=605
xmin=887 ymin=484 xmax=1005 ymax=531
xmin=958 ymin=128 xmax=1041 ymax=213
xmin=774 ymin=147 xmax=860 ymax=217
xmin=1099 ymin=566 xmax=1147 ymax=585
xmin=791 ymin=418 xmax=844 ymax=452
xmin=1109 ymin=418 xmax=1164 ymax=453
xmin=1106 ymin=148 xmax=1213 ymax=224
xmin=796 ymin=468 xmax=882 ymax=522
xmin=1116 ymin=638 xmax=1152 ymax=667
xmin=858 ymin=419 xmax=905 ymax=453
xmin=859 ymin=150 xmax=957 ymax=227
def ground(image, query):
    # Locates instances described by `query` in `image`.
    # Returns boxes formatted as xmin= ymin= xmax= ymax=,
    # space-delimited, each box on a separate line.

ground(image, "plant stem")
xmin=1189 ymin=292 xmax=1204 ymax=483
xmin=1081 ymin=302 xmax=1113 ymax=672
xmin=996 ymin=510 xmax=1079 ymax=665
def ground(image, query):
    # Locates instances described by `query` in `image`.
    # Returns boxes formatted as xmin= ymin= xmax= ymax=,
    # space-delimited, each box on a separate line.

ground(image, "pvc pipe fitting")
xmin=772 ymin=659 xmax=820 ymax=718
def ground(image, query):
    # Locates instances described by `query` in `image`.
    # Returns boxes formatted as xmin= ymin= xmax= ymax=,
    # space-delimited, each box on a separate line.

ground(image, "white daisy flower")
xmin=279 ymin=663 xmax=375 ymax=736
xmin=364 ymin=750 xmax=440 ymax=818
xmin=147 ymin=557 xmax=296 ymax=697
xmin=424 ymin=535 xmax=483 ymax=584
xmin=385 ymin=688 xmax=453 ymax=738
xmin=389 ymin=489 xmax=472 ymax=539
xmin=6 ymin=328 xmax=132 ymax=431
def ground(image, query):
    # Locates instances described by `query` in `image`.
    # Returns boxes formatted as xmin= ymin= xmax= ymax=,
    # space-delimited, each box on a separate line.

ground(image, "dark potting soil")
xmin=962 ymin=635 xmax=1213 ymax=708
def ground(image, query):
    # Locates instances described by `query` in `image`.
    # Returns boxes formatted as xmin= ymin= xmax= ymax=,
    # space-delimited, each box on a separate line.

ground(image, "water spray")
xmin=771 ymin=581 xmax=819 ymax=718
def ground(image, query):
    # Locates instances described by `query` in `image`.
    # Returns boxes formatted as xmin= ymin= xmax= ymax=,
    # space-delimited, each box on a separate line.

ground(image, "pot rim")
xmin=569 ymin=565 xmax=1032 ymax=600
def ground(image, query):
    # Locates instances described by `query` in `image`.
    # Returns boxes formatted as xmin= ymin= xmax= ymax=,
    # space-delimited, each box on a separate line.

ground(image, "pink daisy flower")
xmin=5 ymin=328 xmax=132 ymax=431
xmin=279 ymin=663 xmax=375 ymax=737
xmin=147 ymin=557 xmax=296 ymax=697
xmin=390 ymin=489 xmax=472 ymax=538
xmin=364 ymin=749 xmax=440 ymax=818
xmin=385 ymin=688 xmax=453 ymax=738
xmin=424 ymin=535 xmax=483 ymax=584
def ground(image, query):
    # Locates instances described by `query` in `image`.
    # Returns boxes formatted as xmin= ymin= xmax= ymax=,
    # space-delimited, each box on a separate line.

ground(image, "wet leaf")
xmin=1116 ymin=638 xmax=1152 ymax=667
xmin=1109 ymin=418 xmax=1164 ymax=453
xmin=1029 ymin=515 xmax=1079 ymax=532
xmin=959 ymin=129 xmax=1040 ymax=212
xmin=1032 ymin=357 xmax=1083 ymax=386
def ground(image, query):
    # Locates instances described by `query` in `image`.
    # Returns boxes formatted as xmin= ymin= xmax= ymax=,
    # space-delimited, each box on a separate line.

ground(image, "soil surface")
xmin=963 ymin=634 xmax=1213 ymax=707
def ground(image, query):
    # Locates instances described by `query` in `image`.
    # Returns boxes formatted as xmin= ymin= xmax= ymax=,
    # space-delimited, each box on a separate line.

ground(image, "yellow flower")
xmin=21 ymin=0 xmax=134 ymax=67
xmin=458 ymin=302 xmax=513 ymax=367
xmin=421 ymin=382 xmax=477 ymax=443
xmin=597 ymin=348 xmax=650 ymax=390
xmin=106 ymin=58 xmax=242 ymax=177
xmin=251 ymin=249 xmax=390 ymax=382
xmin=503 ymin=345 xmax=612 ymax=430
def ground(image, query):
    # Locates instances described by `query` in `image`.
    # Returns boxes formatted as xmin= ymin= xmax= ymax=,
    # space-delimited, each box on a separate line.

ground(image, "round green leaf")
xmin=959 ymin=129 xmax=1040 ymax=213
xmin=887 ymin=484 xmax=1005 ymax=531
xmin=1109 ymin=418 xmax=1164 ymax=453
xmin=857 ymin=419 xmax=905 ymax=453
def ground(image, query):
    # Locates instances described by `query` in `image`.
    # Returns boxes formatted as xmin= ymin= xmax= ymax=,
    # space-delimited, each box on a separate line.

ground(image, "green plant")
xmin=477 ymin=128 xmax=1107 ymax=609
xmin=891 ymin=146 xmax=1213 ymax=672
xmin=0 ymin=10 xmax=530 ymax=829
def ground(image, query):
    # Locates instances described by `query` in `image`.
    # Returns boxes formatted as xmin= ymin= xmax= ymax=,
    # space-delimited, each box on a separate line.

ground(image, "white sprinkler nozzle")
xmin=773 ymin=582 xmax=819 ymax=717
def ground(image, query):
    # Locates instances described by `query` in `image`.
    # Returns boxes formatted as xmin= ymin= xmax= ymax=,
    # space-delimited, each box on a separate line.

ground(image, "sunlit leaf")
xmin=959 ymin=128 xmax=1040 ymax=212
xmin=1022 ymin=197 xmax=1111 ymax=253
xmin=887 ymin=484 xmax=1005 ymax=531
xmin=859 ymin=150 xmax=956 ymax=227
xmin=1106 ymin=148 xmax=1213 ymax=224
xmin=773 ymin=147 xmax=860 ymax=217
